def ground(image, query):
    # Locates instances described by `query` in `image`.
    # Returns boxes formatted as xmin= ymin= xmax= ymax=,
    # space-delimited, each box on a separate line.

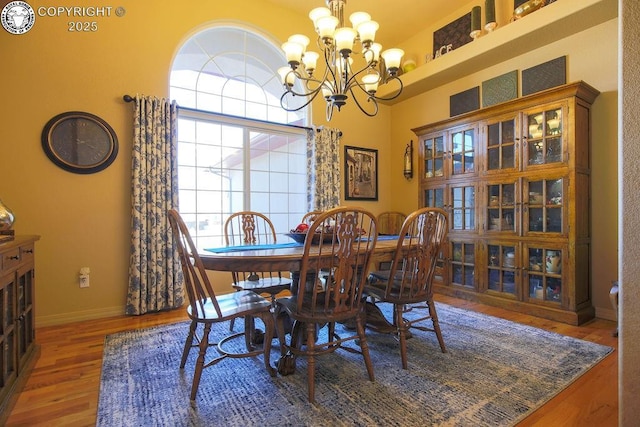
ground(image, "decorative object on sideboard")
xmin=470 ymin=6 xmax=482 ymax=40
xmin=41 ymin=111 xmax=119 ymax=174
xmin=403 ymin=140 xmax=413 ymax=180
xmin=278 ymin=0 xmax=404 ymax=121
xmin=0 ymin=198 xmax=15 ymax=242
xmin=485 ymin=0 xmax=497 ymax=32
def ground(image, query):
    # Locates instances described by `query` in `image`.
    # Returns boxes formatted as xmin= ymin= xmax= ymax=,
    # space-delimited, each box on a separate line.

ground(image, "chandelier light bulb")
xmin=316 ymin=15 xmax=339 ymax=41
xmin=349 ymin=11 xmax=371 ymax=29
xmin=309 ymin=7 xmax=331 ymax=27
xmin=302 ymin=51 xmax=319 ymax=74
xmin=365 ymin=42 xmax=382 ymax=65
xmin=282 ymin=41 xmax=304 ymax=67
xmin=361 ymin=73 xmax=380 ymax=94
xmin=334 ymin=27 xmax=357 ymax=56
xmin=288 ymin=34 xmax=310 ymax=53
xmin=381 ymin=48 xmax=405 ymax=74
xmin=356 ymin=20 xmax=378 ymax=46
xmin=277 ymin=66 xmax=295 ymax=86
xmin=321 ymin=82 xmax=333 ymax=99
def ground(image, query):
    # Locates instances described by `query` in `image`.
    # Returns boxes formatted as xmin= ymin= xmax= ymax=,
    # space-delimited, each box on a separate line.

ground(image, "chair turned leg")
xmin=258 ymin=312 xmax=276 ymax=377
xmin=355 ymin=311 xmax=375 ymax=381
xmin=275 ymin=310 xmax=297 ymax=376
xmin=395 ymin=304 xmax=409 ymax=370
xmin=190 ymin=323 xmax=212 ymax=401
xmin=428 ymin=300 xmax=447 ymax=353
xmin=180 ymin=320 xmax=198 ymax=369
xmin=306 ymin=322 xmax=317 ymax=403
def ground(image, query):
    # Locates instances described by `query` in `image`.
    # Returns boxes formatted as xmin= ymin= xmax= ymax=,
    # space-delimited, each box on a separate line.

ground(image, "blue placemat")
xmin=205 ymin=242 xmax=302 ymax=253
xmin=376 ymin=235 xmax=400 ymax=240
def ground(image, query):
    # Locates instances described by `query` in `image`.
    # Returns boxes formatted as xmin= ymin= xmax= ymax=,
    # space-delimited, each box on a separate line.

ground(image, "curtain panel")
xmin=126 ymin=95 xmax=183 ymax=315
xmin=307 ymin=127 xmax=341 ymax=211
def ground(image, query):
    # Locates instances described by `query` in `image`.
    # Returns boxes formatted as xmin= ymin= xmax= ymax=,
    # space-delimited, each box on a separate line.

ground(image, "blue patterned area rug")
xmin=97 ymin=303 xmax=612 ymax=427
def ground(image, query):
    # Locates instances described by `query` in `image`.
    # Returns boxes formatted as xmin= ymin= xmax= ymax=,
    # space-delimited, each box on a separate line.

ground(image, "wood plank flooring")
xmin=4 ymin=295 xmax=618 ymax=426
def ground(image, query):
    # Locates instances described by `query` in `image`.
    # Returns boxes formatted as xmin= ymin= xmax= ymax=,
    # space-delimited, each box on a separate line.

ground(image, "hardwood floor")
xmin=5 ymin=295 xmax=618 ymax=426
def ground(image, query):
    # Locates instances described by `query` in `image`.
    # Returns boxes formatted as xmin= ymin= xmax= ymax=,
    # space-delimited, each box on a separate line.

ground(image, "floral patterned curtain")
xmin=307 ymin=127 xmax=341 ymax=211
xmin=126 ymin=95 xmax=183 ymax=315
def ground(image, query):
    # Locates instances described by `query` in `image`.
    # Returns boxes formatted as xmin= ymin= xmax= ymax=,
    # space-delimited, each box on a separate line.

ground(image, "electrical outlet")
xmin=79 ymin=275 xmax=90 ymax=288
xmin=79 ymin=267 xmax=90 ymax=288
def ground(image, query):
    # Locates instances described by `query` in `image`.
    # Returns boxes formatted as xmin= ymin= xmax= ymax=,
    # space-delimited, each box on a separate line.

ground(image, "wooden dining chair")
xmin=167 ymin=209 xmax=276 ymax=401
xmin=301 ymin=210 xmax=323 ymax=225
xmin=274 ymin=206 xmax=378 ymax=403
xmin=364 ymin=207 xmax=448 ymax=369
xmin=377 ymin=211 xmax=406 ymax=235
xmin=224 ymin=211 xmax=293 ymax=332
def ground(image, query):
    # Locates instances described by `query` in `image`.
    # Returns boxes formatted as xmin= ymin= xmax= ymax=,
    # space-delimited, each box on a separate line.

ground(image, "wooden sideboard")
xmin=0 ymin=236 xmax=39 ymax=422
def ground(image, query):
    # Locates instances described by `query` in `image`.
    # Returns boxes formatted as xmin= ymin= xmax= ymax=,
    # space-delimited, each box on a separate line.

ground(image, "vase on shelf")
xmin=0 ymin=199 xmax=15 ymax=231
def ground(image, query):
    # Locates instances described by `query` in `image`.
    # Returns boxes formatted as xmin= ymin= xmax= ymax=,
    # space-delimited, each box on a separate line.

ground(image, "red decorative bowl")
xmin=285 ymin=231 xmax=334 ymax=244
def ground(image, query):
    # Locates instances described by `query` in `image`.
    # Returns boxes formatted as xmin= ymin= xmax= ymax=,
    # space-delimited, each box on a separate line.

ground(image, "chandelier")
xmin=278 ymin=0 xmax=404 ymax=121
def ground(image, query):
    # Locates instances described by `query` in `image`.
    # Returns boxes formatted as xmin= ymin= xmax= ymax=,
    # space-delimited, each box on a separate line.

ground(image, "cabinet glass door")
xmin=526 ymin=178 xmax=565 ymax=233
xmin=451 ymin=128 xmax=475 ymax=176
xmin=525 ymin=106 xmax=563 ymax=166
xmin=423 ymin=187 xmax=445 ymax=208
xmin=487 ymin=118 xmax=516 ymax=171
xmin=487 ymin=243 xmax=517 ymax=295
xmin=422 ymin=135 xmax=445 ymax=179
xmin=451 ymin=241 xmax=475 ymax=288
xmin=527 ymin=246 xmax=562 ymax=303
xmin=451 ymin=185 xmax=475 ymax=231
xmin=487 ymin=182 xmax=517 ymax=232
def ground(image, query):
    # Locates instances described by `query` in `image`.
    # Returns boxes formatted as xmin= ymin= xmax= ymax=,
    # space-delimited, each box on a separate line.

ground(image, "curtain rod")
xmin=122 ymin=94 xmax=342 ymax=136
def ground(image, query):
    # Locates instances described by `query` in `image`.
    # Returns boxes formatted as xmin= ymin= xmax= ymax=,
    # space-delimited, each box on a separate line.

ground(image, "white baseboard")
xmin=595 ymin=306 xmax=617 ymax=322
xmin=36 ymin=306 xmax=126 ymax=327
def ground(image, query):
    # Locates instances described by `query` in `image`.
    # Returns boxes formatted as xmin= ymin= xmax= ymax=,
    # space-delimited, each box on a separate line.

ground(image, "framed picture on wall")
xmin=344 ymin=145 xmax=378 ymax=201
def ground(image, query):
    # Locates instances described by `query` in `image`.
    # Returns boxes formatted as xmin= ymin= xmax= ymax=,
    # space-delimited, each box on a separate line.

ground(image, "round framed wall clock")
xmin=41 ymin=111 xmax=119 ymax=174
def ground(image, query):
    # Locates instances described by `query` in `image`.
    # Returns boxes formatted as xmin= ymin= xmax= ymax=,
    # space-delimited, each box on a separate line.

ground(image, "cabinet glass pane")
xmin=452 ymin=186 xmax=475 ymax=230
xmin=487 ymin=120 xmax=515 ymax=170
xmin=528 ymin=247 xmax=562 ymax=302
xmin=5 ymin=283 xmax=13 ymax=326
xmin=487 ymin=244 xmax=517 ymax=295
xmin=451 ymin=242 xmax=475 ymax=288
xmin=5 ymin=329 xmax=15 ymax=380
xmin=451 ymin=129 xmax=474 ymax=175
xmin=424 ymin=188 xmax=444 ymax=208
xmin=487 ymin=183 xmax=515 ymax=232
xmin=423 ymin=136 xmax=444 ymax=178
xmin=527 ymin=179 xmax=564 ymax=233
xmin=527 ymin=108 xmax=563 ymax=166
xmin=0 ymin=288 xmax=4 ymax=335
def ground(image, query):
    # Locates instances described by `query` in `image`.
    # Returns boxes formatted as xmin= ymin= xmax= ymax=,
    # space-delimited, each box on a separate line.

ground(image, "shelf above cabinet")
xmin=378 ymin=0 xmax=617 ymax=103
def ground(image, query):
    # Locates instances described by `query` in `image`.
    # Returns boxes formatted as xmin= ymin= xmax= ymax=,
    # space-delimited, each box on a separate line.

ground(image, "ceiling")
xmin=264 ymin=0 xmax=472 ymax=47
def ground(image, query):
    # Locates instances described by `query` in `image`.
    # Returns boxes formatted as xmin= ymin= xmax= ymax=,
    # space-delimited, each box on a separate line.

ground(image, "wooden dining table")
xmin=199 ymin=235 xmax=400 ymax=275
xmin=200 ymin=235 xmax=402 ymax=374
xmin=200 ymin=235 xmax=401 ymax=329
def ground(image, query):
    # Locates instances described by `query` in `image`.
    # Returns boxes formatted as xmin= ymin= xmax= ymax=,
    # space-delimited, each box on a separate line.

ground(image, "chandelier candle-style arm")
xmin=279 ymin=0 xmax=404 ymax=121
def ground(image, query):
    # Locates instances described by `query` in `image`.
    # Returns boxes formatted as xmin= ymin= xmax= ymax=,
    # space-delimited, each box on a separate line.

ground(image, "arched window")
xmin=170 ymin=25 xmax=311 ymax=249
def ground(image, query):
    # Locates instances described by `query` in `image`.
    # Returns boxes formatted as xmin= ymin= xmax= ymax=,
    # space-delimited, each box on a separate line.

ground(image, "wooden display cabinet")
xmin=414 ymin=81 xmax=599 ymax=325
xmin=0 ymin=236 xmax=39 ymax=423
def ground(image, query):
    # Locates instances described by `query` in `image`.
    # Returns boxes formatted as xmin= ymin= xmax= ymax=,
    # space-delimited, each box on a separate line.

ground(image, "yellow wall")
xmin=0 ymin=0 xmax=618 ymax=324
